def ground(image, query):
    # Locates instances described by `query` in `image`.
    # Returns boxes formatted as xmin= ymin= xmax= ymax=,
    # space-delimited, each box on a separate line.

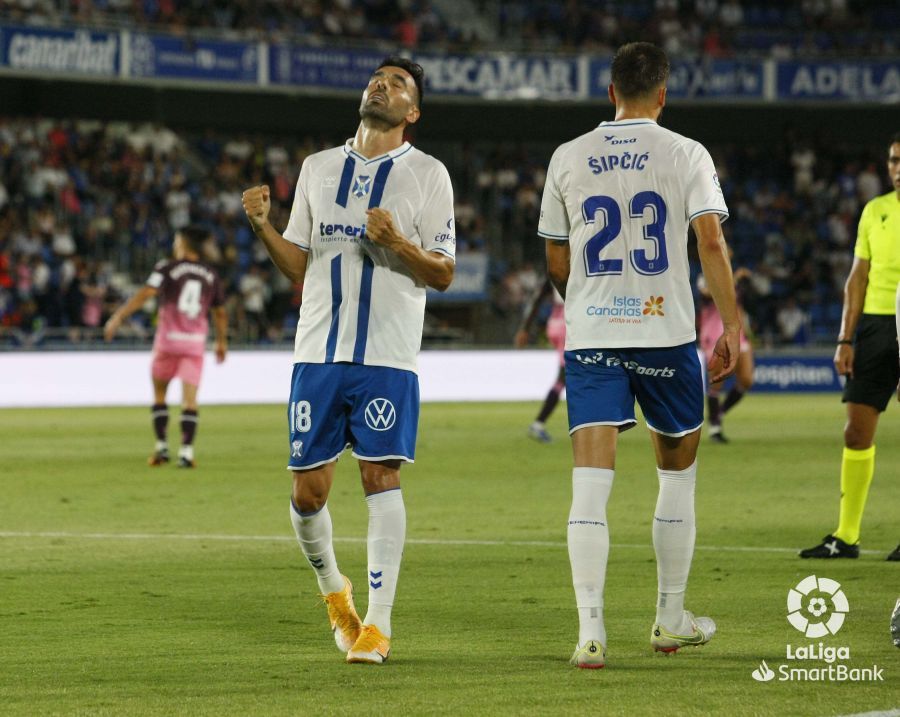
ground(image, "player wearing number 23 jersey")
xmin=541 ymin=42 xmax=741 ymax=669
xmin=539 ymin=118 xmax=727 ymax=351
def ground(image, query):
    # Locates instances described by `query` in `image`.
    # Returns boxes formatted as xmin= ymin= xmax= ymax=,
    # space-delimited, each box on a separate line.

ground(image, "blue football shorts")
xmin=564 ymin=343 xmax=704 ymax=437
xmin=286 ymin=362 xmax=419 ymax=470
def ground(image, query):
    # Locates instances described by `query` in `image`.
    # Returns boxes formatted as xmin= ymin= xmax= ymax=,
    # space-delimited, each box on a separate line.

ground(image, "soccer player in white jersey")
xmin=242 ymin=57 xmax=454 ymax=665
xmin=538 ymin=42 xmax=741 ymax=668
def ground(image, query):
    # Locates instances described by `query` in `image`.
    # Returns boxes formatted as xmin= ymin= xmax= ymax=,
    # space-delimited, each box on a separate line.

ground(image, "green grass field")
xmin=1 ymin=395 xmax=898 ymax=716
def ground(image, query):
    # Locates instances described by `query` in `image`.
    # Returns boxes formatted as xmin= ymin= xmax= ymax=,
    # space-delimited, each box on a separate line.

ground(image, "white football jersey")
xmin=283 ymin=140 xmax=455 ymax=373
xmin=538 ymin=119 xmax=727 ymax=349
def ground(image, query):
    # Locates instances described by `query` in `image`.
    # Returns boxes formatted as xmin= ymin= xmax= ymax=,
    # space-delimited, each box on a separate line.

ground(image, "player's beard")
xmin=359 ymin=99 xmax=405 ymax=132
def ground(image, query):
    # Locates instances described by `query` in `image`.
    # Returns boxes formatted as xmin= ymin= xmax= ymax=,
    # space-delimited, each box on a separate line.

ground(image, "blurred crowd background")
xmin=1 ymin=0 xmax=897 ymax=56
xmin=0 ymin=0 xmax=896 ymax=349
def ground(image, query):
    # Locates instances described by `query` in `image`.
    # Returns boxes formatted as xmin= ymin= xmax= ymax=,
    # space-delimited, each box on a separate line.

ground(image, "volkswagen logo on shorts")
xmin=365 ymin=398 xmax=396 ymax=431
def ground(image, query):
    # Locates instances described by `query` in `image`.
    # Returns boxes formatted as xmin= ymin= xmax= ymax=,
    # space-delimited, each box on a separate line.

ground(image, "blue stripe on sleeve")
xmin=368 ymin=159 xmax=394 ymax=209
xmin=324 ymin=255 xmax=342 ymax=362
xmin=335 ymin=156 xmax=355 ymax=208
xmin=352 ymin=255 xmax=374 ymax=364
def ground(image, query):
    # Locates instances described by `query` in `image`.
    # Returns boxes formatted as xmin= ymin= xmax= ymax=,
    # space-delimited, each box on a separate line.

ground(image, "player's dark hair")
xmin=610 ymin=42 xmax=670 ymax=100
xmin=178 ymin=225 xmax=209 ymax=256
xmin=892 ymin=132 xmax=900 ymax=145
xmin=377 ymin=55 xmax=425 ymax=107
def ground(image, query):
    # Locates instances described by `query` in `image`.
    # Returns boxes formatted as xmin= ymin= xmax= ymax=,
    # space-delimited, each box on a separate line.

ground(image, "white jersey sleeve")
xmin=537 ymin=147 xmax=571 ymax=241
xmin=417 ymin=163 xmax=456 ymax=260
xmin=146 ymin=260 xmax=167 ymax=288
xmin=685 ymin=144 xmax=728 ymax=223
xmin=283 ymin=160 xmax=313 ymax=250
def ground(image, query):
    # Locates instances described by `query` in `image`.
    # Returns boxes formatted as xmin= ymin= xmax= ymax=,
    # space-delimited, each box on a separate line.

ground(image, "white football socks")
xmin=653 ymin=462 xmax=697 ymax=633
xmin=289 ymin=500 xmax=345 ymax=595
xmin=568 ymin=467 xmax=614 ymax=649
xmin=363 ymin=489 xmax=406 ymax=638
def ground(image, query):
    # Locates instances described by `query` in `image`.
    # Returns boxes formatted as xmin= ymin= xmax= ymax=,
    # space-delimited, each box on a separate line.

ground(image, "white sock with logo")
xmin=653 ymin=462 xmax=697 ymax=633
xmin=363 ymin=489 xmax=406 ymax=638
xmin=289 ymin=500 xmax=345 ymax=595
xmin=568 ymin=467 xmax=614 ymax=649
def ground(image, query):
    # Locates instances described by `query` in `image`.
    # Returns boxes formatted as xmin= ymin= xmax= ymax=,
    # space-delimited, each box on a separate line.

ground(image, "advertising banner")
xmin=427 ymin=252 xmax=489 ymax=303
xmin=413 ymin=52 xmax=581 ymax=99
xmin=589 ymin=58 xmax=764 ymax=99
xmin=129 ymin=32 xmax=258 ymax=83
xmin=269 ymin=45 xmax=383 ymax=90
xmin=3 ymin=23 xmax=896 ymax=106
xmin=0 ymin=23 xmax=118 ymax=76
xmin=751 ymin=356 xmax=842 ymax=393
xmin=271 ymin=45 xmax=582 ymax=99
xmin=776 ymin=61 xmax=900 ymax=101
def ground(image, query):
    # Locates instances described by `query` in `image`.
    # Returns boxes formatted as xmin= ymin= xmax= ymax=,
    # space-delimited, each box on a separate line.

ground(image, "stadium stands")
xmin=483 ymin=0 xmax=899 ymax=57
xmin=0 ymin=0 xmax=897 ymax=57
xmin=0 ymin=0 xmax=894 ymax=348
xmin=0 ymin=115 xmax=888 ymax=347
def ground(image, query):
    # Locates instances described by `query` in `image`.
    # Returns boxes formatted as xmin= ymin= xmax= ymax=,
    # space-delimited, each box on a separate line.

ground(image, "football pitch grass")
xmin=1 ymin=395 xmax=897 ymax=716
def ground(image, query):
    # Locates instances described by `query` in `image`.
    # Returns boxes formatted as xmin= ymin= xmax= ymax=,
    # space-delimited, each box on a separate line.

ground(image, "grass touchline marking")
xmin=0 ymin=530 xmax=885 ymax=555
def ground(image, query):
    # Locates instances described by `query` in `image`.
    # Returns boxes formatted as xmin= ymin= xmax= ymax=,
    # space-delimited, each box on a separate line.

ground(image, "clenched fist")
xmin=242 ymin=185 xmax=271 ymax=232
xmin=365 ymin=207 xmax=401 ymax=250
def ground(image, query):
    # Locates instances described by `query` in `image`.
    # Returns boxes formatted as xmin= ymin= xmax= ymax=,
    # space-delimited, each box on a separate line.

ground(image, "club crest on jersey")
xmin=364 ymin=398 xmax=396 ymax=431
xmin=352 ymin=175 xmax=372 ymax=199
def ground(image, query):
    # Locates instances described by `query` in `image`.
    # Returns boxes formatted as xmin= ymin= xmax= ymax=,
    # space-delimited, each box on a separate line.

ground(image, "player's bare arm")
xmin=242 ymin=184 xmax=309 ymax=284
xmin=692 ymin=213 xmax=740 ymax=383
xmin=104 ymin=285 xmax=158 ymax=341
xmin=364 ymin=207 xmax=454 ymax=291
xmin=834 ymin=257 xmax=869 ymax=378
xmin=212 ymin=305 xmax=228 ymax=364
xmin=545 ymin=239 xmax=570 ymax=300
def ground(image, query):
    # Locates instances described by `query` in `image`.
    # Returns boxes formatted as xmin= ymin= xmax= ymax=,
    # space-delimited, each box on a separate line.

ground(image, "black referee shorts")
xmin=842 ymin=314 xmax=900 ymax=412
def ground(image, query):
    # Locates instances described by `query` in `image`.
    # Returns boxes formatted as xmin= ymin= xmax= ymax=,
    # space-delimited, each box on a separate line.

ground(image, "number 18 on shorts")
xmin=287 ymin=362 xmax=420 ymax=470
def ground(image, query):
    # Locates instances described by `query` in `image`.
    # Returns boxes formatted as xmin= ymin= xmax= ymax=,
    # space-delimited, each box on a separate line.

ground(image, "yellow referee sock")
xmin=833 ymin=446 xmax=875 ymax=546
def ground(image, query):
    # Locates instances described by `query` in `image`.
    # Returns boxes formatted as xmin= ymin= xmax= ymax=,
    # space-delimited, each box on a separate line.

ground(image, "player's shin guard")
xmin=364 ymin=489 xmax=406 ymax=638
xmin=568 ymin=467 xmax=613 ymax=648
xmin=151 ymin=403 xmax=168 ymax=442
xmin=834 ymin=446 xmax=875 ymax=546
xmin=290 ymin=500 xmax=345 ymax=594
xmin=181 ymin=409 xmax=198 ymax=446
xmin=653 ymin=463 xmax=697 ymax=631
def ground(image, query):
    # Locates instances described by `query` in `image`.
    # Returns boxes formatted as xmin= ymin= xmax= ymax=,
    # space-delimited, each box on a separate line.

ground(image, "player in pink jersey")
xmin=516 ymin=278 xmax=566 ymax=442
xmin=104 ymin=226 xmax=227 ymax=467
xmin=697 ymin=267 xmax=753 ymax=442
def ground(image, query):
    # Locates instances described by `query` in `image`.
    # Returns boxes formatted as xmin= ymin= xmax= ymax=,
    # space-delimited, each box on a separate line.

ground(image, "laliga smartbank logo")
xmin=786 ymin=574 xmax=847 ymax=637
xmin=751 ymin=575 xmax=884 ymax=683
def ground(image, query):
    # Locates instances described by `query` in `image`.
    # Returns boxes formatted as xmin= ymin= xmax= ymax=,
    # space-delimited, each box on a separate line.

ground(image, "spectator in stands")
xmin=239 ymin=263 xmax=269 ymax=342
xmin=776 ymin=296 xmax=810 ymax=344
